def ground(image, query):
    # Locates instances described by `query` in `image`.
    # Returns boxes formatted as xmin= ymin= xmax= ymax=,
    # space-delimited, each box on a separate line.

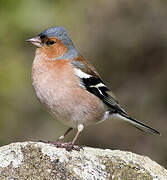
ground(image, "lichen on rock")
xmin=0 ymin=141 xmax=166 ymax=180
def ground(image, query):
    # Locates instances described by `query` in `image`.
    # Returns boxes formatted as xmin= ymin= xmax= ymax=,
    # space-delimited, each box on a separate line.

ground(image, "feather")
xmin=113 ymin=113 xmax=160 ymax=135
xmin=71 ymin=58 xmax=160 ymax=135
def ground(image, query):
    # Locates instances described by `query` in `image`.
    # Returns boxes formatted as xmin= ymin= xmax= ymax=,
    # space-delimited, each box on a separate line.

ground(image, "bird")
xmin=27 ymin=26 xmax=160 ymax=151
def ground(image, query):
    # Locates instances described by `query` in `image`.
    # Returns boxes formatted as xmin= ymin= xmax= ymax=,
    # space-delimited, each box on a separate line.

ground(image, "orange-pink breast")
xmin=32 ymin=52 xmax=106 ymax=128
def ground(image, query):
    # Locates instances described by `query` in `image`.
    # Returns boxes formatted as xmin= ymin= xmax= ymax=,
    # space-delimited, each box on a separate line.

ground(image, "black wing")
xmin=81 ymin=76 xmax=160 ymax=135
xmin=72 ymin=62 xmax=160 ymax=135
xmin=81 ymin=76 xmax=125 ymax=113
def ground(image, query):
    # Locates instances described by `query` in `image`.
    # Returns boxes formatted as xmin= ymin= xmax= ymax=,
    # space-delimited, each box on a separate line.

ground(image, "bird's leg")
xmin=72 ymin=125 xmax=83 ymax=145
xmin=55 ymin=127 xmax=73 ymax=146
xmin=52 ymin=124 xmax=84 ymax=151
xmin=57 ymin=127 xmax=73 ymax=142
xmin=65 ymin=124 xmax=84 ymax=151
xmin=38 ymin=127 xmax=73 ymax=144
xmin=40 ymin=125 xmax=84 ymax=151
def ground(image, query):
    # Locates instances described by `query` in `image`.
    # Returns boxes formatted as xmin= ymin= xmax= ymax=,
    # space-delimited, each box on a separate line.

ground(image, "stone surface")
xmin=0 ymin=141 xmax=166 ymax=180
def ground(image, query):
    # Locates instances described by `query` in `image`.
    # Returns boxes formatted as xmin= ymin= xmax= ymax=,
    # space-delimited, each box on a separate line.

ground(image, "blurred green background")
xmin=0 ymin=0 xmax=167 ymax=167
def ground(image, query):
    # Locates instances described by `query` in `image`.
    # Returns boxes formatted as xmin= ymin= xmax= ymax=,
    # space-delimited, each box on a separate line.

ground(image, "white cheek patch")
xmin=74 ymin=68 xmax=92 ymax=79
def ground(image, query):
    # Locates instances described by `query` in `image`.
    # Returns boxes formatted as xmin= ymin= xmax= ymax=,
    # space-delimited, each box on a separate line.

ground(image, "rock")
xmin=0 ymin=142 xmax=166 ymax=180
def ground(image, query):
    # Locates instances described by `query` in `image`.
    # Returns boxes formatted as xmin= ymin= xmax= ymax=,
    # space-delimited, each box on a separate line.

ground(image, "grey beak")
xmin=26 ymin=36 xmax=43 ymax=48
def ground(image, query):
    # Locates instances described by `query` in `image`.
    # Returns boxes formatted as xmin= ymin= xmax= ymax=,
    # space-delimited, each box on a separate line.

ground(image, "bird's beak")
xmin=26 ymin=36 xmax=43 ymax=48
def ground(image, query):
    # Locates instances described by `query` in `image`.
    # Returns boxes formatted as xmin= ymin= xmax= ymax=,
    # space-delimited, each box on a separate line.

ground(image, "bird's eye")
xmin=40 ymin=34 xmax=46 ymax=39
xmin=46 ymin=40 xmax=55 ymax=46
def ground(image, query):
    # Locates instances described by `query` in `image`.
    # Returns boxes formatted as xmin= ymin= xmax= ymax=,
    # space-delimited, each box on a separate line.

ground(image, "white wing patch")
xmin=74 ymin=68 xmax=109 ymax=98
xmin=90 ymin=83 xmax=107 ymax=95
xmin=90 ymin=83 xmax=106 ymax=88
xmin=74 ymin=68 xmax=91 ymax=79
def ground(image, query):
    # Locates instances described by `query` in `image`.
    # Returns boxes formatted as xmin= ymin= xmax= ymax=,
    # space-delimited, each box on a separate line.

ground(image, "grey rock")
xmin=0 ymin=142 xmax=166 ymax=180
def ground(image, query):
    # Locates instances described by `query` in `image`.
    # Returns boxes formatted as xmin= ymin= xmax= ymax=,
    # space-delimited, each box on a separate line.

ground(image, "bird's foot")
xmin=38 ymin=140 xmax=83 ymax=151
xmin=51 ymin=141 xmax=83 ymax=151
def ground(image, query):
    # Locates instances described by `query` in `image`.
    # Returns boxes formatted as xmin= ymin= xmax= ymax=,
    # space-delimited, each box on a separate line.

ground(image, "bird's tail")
xmin=113 ymin=112 xmax=160 ymax=135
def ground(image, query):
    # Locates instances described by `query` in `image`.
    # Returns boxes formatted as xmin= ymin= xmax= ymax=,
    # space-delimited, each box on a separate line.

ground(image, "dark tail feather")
xmin=114 ymin=112 xmax=160 ymax=135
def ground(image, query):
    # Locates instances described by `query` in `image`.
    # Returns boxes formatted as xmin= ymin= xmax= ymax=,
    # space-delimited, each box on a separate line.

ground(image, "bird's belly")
xmin=32 ymin=71 xmax=106 ymax=128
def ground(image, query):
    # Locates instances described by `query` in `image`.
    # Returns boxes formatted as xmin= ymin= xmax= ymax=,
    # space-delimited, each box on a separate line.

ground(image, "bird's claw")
xmin=52 ymin=141 xmax=83 ymax=151
xmin=38 ymin=140 xmax=83 ymax=151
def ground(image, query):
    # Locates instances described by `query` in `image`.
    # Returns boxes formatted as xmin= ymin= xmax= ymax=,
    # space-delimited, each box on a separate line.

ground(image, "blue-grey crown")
xmin=39 ymin=26 xmax=74 ymax=48
xmin=39 ymin=26 xmax=78 ymax=60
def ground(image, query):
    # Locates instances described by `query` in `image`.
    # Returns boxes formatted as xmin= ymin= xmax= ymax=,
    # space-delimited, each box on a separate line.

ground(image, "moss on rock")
xmin=0 ymin=142 xmax=166 ymax=180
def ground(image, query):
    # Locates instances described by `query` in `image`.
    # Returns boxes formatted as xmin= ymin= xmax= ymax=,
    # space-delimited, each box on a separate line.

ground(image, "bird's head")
xmin=27 ymin=26 xmax=76 ymax=59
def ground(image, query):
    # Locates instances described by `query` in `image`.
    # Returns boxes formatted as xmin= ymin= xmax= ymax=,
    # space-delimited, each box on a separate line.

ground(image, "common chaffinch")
xmin=27 ymin=26 xmax=160 ymax=151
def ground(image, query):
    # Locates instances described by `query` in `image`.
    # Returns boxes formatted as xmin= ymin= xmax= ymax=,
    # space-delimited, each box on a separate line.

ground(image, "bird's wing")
xmin=71 ymin=58 xmax=160 ymax=135
xmin=71 ymin=57 xmax=127 ymax=113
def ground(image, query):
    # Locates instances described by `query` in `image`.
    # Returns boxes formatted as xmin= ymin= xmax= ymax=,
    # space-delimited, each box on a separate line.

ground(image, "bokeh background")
xmin=0 ymin=0 xmax=167 ymax=167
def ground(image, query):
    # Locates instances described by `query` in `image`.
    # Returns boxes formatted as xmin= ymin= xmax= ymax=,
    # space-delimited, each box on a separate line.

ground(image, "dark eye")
xmin=39 ymin=34 xmax=46 ymax=39
xmin=46 ymin=40 xmax=55 ymax=46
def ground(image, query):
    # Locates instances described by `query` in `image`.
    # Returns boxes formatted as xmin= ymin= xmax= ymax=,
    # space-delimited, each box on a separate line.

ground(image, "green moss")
xmin=0 ymin=143 xmax=78 ymax=180
xmin=0 ymin=143 xmax=164 ymax=179
xmin=99 ymin=155 xmax=153 ymax=180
